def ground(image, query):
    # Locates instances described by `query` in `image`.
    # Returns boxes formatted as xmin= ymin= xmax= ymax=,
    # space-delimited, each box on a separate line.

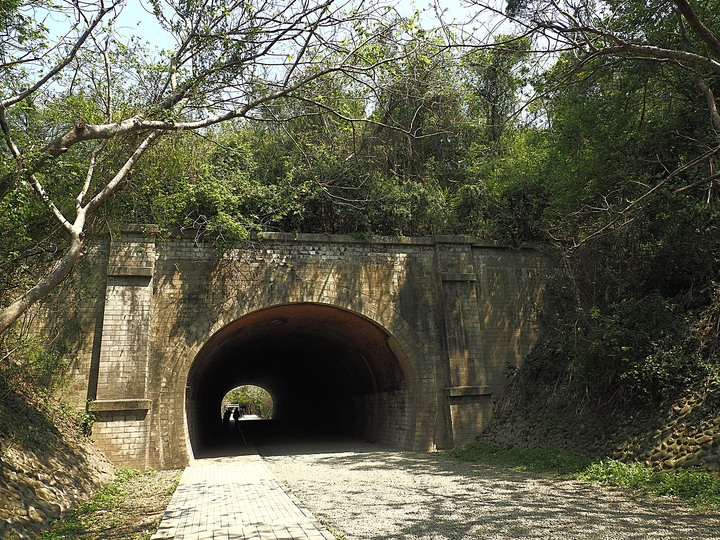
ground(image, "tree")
xmin=0 ymin=0 xmax=425 ymax=334
xmin=223 ymin=385 xmax=273 ymax=418
xmin=468 ymin=0 xmax=720 ymax=246
xmin=462 ymin=0 xmax=720 ymax=407
xmin=463 ymin=34 xmax=530 ymax=145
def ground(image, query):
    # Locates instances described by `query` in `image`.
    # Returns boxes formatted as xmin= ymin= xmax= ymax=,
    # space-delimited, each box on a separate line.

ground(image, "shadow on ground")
xmin=193 ymin=417 xmax=380 ymax=459
xmin=258 ymin=439 xmax=720 ymax=540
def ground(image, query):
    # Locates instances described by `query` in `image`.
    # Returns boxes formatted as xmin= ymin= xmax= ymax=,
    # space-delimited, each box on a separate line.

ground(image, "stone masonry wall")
xmin=66 ymin=231 xmax=546 ymax=469
xmin=88 ymin=226 xmax=156 ymax=469
xmin=474 ymin=248 xmax=547 ymax=394
xmin=146 ymin=234 xmax=448 ymax=468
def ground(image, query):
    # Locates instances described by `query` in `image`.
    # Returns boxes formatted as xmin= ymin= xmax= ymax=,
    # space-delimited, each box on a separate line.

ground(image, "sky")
xmin=36 ymin=0 xmax=504 ymax=58
xmin=110 ymin=0 xmax=493 ymax=52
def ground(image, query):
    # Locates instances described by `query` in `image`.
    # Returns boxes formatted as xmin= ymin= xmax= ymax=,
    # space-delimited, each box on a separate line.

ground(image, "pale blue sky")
xmin=112 ymin=0 xmax=486 ymax=52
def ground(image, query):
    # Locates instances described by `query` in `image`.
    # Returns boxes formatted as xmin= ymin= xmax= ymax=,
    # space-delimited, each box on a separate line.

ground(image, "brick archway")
xmin=184 ymin=303 xmax=424 ymax=457
xmin=77 ymin=231 xmax=546 ymax=469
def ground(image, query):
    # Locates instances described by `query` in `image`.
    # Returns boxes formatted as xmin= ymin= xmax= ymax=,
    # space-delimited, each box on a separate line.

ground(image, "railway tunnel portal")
xmin=72 ymin=229 xmax=546 ymax=470
xmin=186 ymin=303 xmax=418 ymax=457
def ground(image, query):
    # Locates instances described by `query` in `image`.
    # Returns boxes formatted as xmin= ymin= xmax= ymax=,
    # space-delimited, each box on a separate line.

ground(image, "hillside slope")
xmin=0 ymin=382 xmax=114 ymax=539
xmin=479 ymin=372 xmax=720 ymax=474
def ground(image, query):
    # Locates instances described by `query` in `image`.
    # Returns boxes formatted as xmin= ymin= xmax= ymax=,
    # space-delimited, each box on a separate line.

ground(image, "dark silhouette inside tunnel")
xmin=222 ymin=384 xmax=274 ymax=419
xmin=186 ymin=303 xmax=409 ymax=457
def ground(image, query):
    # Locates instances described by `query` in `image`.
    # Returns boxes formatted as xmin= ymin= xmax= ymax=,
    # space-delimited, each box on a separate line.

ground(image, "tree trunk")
xmin=0 ymin=233 xmax=85 ymax=335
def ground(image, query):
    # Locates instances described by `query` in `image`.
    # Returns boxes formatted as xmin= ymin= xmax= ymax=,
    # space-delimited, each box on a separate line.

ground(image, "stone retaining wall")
xmin=0 ymin=390 xmax=114 ymax=539
xmin=478 ymin=377 xmax=720 ymax=475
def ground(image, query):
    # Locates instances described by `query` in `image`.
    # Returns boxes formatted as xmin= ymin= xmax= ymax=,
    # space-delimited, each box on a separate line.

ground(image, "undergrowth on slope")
xmin=450 ymin=442 xmax=592 ymax=475
xmin=40 ymin=468 xmax=181 ymax=540
xmin=580 ymin=460 xmax=720 ymax=510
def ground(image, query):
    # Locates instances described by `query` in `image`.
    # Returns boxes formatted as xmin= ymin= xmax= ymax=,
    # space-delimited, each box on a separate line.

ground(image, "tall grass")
xmin=39 ymin=468 xmax=180 ymax=540
xmin=40 ymin=469 xmax=142 ymax=540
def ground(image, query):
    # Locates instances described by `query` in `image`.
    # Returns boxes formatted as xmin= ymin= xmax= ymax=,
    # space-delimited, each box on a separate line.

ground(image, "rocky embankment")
xmin=0 ymin=387 xmax=114 ymax=539
xmin=479 ymin=377 xmax=720 ymax=474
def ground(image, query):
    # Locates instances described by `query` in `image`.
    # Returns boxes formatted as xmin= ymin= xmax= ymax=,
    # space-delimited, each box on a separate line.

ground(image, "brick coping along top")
xmin=121 ymin=224 xmax=549 ymax=251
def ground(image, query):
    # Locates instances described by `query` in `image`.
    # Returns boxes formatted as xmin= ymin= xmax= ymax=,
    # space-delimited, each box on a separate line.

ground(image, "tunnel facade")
xmin=185 ymin=303 xmax=419 ymax=456
xmin=76 ymin=229 xmax=547 ymax=470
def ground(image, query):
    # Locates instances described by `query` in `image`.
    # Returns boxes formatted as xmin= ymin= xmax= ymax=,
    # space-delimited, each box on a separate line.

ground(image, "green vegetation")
xmin=1 ymin=0 xmax=719 ymax=521
xmin=321 ymin=521 xmax=348 ymax=540
xmin=3 ymin=0 xmax=720 ymax=338
xmin=40 ymin=468 xmax=181 ymax=540
xmin=0 ymin=334 xmax=68 ymax=404
xmin=450 ymin=444 xmax=720 ymax=509
xmin=450 ymin=443 xmax=593 ymax=476
xmin=0 ymin=332 xmax=89 ymax=448
xmin=580 ymin=460 xmax=720 ymax=509
xmin=222 ymin=385 xmax=274 ymax=418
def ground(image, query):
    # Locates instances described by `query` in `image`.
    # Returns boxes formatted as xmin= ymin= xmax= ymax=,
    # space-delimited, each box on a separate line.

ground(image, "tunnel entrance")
xmin=185 ymin=303 xmax=413 ymax=457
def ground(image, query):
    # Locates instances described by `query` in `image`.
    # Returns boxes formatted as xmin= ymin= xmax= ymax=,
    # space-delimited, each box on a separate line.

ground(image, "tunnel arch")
xmin=184 ymin=302 xmax=422 ymax=456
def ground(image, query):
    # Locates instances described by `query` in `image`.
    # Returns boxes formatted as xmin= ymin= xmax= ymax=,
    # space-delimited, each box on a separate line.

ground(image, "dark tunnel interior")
xmin=186 ymin=303 xmax=408 ymax=456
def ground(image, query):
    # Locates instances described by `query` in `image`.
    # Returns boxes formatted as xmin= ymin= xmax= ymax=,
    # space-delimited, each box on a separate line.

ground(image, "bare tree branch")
xmin=0 ymin=0 xmax=428 ymax=334
xmin=696 ymin=73 xmax=720 ymax=132
xmin=1 ymin=1 xmax=122 ymax=110
xmin=572 ymin=144 xmax=720 ymax=249
xmin=672 ymin=0 xmax=720 ymax=61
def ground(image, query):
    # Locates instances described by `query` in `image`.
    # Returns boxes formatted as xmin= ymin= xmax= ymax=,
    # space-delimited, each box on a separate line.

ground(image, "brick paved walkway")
xmin=151 ymin=452 xmax=334 ymax=540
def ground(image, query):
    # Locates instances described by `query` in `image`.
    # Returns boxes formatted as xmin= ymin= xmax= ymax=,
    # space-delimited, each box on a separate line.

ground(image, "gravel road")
xmin=258 ymin=438 xmax=720 ymax=540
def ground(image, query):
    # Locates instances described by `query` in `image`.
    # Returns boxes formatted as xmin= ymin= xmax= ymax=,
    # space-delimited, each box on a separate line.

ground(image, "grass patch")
xmin=580 ymin=460 xmax=720 ymax=509
xmin=451 ymin=443 xmax=720 ymax=509
xmin=321 ymin=520 xmax=347 ymax=540
xmin=40 ymin=467 xmax=180 ymax=540
xmin=450 ymin=443 xmax=592 ymax=475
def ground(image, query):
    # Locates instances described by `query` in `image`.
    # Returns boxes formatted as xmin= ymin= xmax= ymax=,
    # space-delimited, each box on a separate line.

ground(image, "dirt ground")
xmin=258 ymin=439 xmax=720 ymax=540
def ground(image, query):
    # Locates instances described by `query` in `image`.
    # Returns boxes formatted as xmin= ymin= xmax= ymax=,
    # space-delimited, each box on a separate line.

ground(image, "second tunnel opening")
xmin=185 ymin=303 xmax=414 ymax=456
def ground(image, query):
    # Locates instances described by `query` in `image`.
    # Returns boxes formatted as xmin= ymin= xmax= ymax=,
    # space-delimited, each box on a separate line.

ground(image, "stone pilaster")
xmin=89 ymin=225 xmax=157 ymax=469
xmin=435 ymin=237 xmax=492 ymax=446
